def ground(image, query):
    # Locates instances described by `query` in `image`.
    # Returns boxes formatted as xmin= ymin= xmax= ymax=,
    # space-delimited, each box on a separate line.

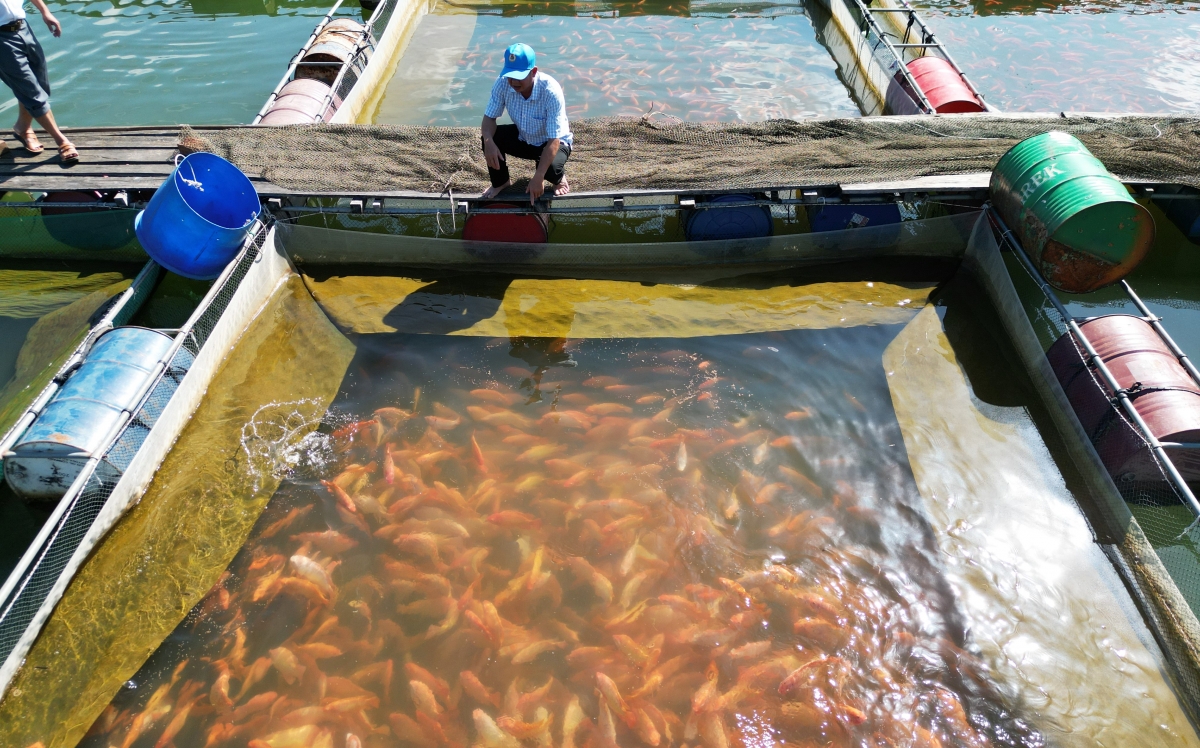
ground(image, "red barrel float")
xmin=463 ymin=203 xmax=549 ymax=244
xmin=1048 ymin=314 xmax=1200 ymax=482
xmin=906 ymin=57 xmax=985 ymax=114
xmin=259 ymin=78 xmax=340 ymax=125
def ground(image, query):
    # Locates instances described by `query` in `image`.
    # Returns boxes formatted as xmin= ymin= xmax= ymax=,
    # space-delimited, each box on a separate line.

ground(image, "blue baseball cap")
xmin=500 ymin=43 xmax=536 ymax=79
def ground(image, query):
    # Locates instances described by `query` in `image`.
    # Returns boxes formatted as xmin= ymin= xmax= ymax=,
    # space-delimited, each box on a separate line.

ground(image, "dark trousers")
xmin=0 ymin=22 xmax=51 ymax=118
xmin=483 ymin=124 xmax=570 ymax=188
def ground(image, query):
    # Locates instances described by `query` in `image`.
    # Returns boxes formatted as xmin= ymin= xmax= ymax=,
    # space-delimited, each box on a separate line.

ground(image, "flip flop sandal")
xmin=58 ymin=142 xmax=79 ymax=163
xmin=12 ymin=129 xmax=44 ymax=154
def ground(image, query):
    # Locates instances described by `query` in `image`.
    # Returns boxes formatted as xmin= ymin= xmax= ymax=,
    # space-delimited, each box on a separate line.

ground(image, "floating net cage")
xmin=966 ymin=211 xmax=1200 ymax=725
xmin=0 ymin=224 xmax=272 ymax=692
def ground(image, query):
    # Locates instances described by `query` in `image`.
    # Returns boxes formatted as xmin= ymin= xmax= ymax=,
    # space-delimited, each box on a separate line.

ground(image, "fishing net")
xmin=963 ymin=215 xmax=1200 ymax=728
xmin=180 ymin=114 xmax=1200 ymax=194
xmin=0 ymin=275 xmax=356 ymax=748
xmin=0 ymin=272 xmax=134 ymax=439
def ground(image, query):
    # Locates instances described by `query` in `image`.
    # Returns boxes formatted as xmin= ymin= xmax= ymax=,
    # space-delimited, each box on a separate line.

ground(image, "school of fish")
xmin=79 ymin=341 xmax=1037 ymax=748
xmin=410 ymin=3 xmax=857 ymax=126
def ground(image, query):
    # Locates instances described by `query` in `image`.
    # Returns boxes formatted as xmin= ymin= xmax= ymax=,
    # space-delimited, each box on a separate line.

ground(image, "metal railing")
xmin=315 ymin=0 xmax=402 ymax=120
xmin=864 ymin=0 xmax=990 ymax=110
xmin=253 ymin=0 xmax=400 ymax=125
xmin=252 ymin=0 xmax=349 ymax=124
xmin=0 ymin=224 xmax=271 ymax=698
xmin=986 ymin=203 xmax=1200 ymax=518
xmin=844 ymin=0 xmax=934 ymax=113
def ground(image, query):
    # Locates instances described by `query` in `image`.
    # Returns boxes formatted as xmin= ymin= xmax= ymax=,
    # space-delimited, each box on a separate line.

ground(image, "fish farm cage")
xmin=6 ymin=129 xmax=1200 ymax=738
xmin=0 ymin=222 xmax=273 ymax=694
xmin=253 ymin=0 xmax=406 ymax=125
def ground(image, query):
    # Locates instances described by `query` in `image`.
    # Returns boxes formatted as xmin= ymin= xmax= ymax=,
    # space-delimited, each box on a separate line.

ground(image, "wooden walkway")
xmin=0 ymin=126 xmax=296 ymax=195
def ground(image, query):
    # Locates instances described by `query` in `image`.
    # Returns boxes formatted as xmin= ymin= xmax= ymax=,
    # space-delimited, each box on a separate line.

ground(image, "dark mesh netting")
xmin=964 ymin=215 xmax=1200 ymax=728
xmin=180 ymin=115 xmax=1200 ymax=194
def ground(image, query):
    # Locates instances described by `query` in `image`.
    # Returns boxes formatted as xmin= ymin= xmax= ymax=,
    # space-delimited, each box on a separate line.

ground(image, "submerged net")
xmin=963 ymin=216 xmax=1200 ymax=728
xmin=181 ymin=115 xmax=1200 ymax=194
xmin=0 ymin=271 xmax=134 ymax=438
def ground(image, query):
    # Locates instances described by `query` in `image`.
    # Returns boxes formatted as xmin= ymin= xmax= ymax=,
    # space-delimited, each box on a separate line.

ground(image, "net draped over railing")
xmin=179 ymin=115 xmax=1200 ymax=195
xmin=0 ymin=228 xmax=269 ymax=685
xmin=963 ymin=216 xmax=1200 ymax=728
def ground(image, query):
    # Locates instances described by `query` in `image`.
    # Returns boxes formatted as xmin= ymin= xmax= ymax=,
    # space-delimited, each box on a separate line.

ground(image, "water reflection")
xmin=908 ymin=0 xmax=1200 ymax=112
xmin=1 ymin=0 xmax=362 ymax=125
xmin=373 ymin=0 xmax=858 ymax=124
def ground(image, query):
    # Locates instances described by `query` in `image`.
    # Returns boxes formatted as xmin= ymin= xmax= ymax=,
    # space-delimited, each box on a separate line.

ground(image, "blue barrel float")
xmin=135 ymin=152 xmax=261 ymax=280
xmin=685 ymin=194 xmax=773 ymax=241
xmin=3 ymin=327 xmax=194 ymax=502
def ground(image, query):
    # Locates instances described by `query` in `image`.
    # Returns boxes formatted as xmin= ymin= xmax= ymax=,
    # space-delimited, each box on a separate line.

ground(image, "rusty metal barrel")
xmin=296 ymin=18 xmax=371 ymax=85
xmin=990 ymin=131 xmax=1155 ymax=294
xmin=258 ymin=78 xmax=340 ymax=125
xmin=1047 ymin=314 xmax=1200 ymax=482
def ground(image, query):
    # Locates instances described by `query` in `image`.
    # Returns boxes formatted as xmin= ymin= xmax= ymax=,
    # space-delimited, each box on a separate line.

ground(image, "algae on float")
xmin=302 ymin=273 xmax=933 ymax=337
xmin=0 ymin=276 xmax=355 ymax=748
xmin=0 ymin=269 xmax=134 ymax=438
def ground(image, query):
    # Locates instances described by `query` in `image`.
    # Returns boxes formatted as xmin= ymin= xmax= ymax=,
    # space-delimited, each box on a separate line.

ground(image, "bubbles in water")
xmin=239 ymin=398 xmax=333 ymax=490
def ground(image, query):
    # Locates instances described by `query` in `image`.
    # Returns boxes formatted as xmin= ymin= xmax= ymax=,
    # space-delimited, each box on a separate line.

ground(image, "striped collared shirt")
xmin=484 ymin=72 xmax=573 ymax=148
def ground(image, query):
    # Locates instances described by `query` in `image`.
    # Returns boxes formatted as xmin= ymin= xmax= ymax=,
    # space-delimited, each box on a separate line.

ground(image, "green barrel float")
xmin=990 ymin=131 xmax=1155 ymax=294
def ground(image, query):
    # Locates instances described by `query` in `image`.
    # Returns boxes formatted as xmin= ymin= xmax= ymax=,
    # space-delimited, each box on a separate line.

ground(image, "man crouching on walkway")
xmin=480 ymin=42 xmax=572 ymax=203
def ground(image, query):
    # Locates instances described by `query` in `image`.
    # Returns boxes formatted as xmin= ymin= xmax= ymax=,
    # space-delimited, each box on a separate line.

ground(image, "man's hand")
xmin=526 ymin=177 xmax=545 ymax=204
xmin=42 ymin=12 xmax=61 ymax=36
xmin=483 ymin=138 xmax=504 ymax=171
xmin=30 ymin=0 xmax=63 ymax=36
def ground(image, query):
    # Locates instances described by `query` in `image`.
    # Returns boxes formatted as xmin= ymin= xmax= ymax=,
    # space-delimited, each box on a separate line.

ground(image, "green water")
xmin=1 ymin=0 xmax=364 ymax=127
xmin=0 ymin=0 xmax=1190 ymax=124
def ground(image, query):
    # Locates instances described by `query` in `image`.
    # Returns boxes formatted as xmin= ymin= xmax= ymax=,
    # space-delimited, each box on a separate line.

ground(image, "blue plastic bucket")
xmin=135 ymin=152 xmax=260 ymax=280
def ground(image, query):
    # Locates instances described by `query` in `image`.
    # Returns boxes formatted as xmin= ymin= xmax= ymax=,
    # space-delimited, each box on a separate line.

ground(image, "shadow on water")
xmin=381 ymin=276 xmax=514 ymax=335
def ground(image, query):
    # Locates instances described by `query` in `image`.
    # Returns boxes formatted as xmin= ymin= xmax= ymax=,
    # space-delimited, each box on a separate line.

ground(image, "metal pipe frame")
xmin=252 ymin=0 xmax=347 ymax=125
xmin=0 ymin=222 xmax=265 ymax=654
xmin=311 ymin=0 xmax=395 ymax=121
xmin=985 ymin=204 xmax=1200 ymax=517
xmin=1120 ymin=279 xmax=1200 ymax=389
xmin=0 ymin=318 xmax=190 ymax=627
xmin=869 ymin=0 xmax=990 ymax=109
xmin=847 ymin=0 xmax=935 ymax=113
xmin=279 ymin=197 xmax=790 ymax=217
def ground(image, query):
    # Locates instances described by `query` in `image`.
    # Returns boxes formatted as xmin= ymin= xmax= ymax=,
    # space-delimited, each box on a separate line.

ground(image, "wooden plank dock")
xmin=0 ymin=127 xmax=277 ymax=194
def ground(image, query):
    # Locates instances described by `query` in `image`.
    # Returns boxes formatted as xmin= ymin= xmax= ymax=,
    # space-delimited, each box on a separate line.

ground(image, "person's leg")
xmin=2 ymin=24 xmax=71 ymax=155
xmin=32 ymin=109 xmax=70 ymax=148
xmin=482 ymin=124 xmax=520 ymax=198
xmin=14 ymin=103 xmax=31 ymax=135
xmin=545 ymin=144 xmax=571 ymax=196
